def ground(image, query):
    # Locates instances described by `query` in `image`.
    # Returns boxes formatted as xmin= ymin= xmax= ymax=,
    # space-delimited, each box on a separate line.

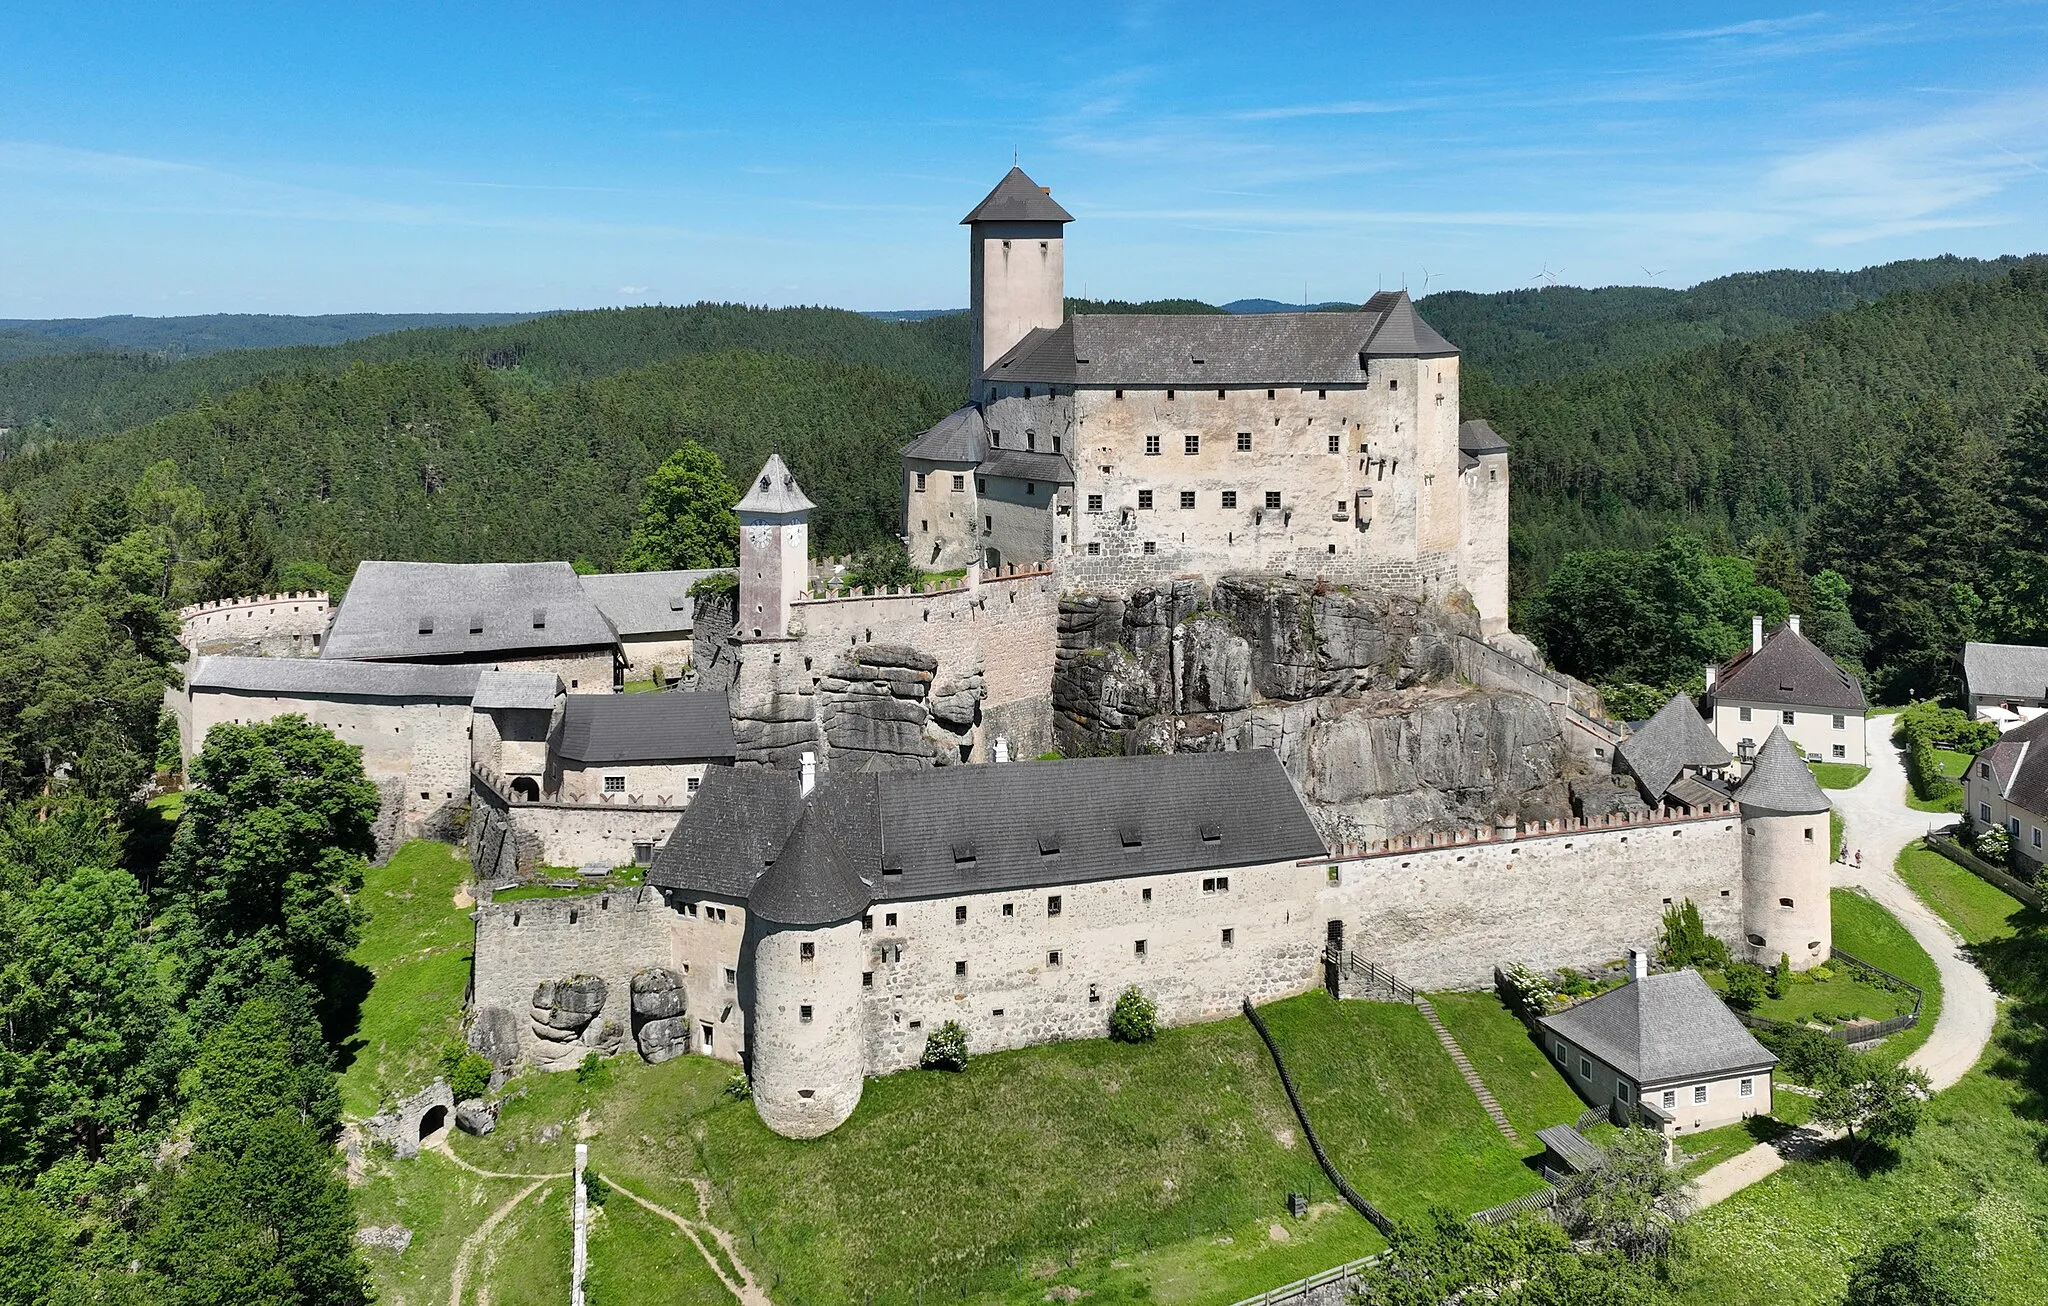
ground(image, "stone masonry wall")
xmin=179 ymin=590 xmax=331 ymax=656
xmin=471 ymin=889 xmax=679 ymax=1066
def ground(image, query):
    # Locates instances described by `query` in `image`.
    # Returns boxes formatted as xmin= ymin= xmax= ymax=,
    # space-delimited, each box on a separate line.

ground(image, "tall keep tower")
xmin=736 ymin=453 xmax=813 ymax=641
xmin=1735 ymin=727 xmax=1834 ymax=971
xmin=964 ymin=167 xmax=1073 ymax=387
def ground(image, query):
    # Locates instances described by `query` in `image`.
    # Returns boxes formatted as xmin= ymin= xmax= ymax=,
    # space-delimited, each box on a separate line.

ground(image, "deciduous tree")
xmin=620 ymin=441 xmax=741 ymax=572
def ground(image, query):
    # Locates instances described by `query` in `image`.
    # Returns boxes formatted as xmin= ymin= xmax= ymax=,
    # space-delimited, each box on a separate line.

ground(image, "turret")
xmin=744 ymin=774 xmax=877 ymax=1138
xmin=736 ymin=454 xmax=813 ymax=641
xmin=1735 ymin=727 xmax=1833 ymax=971
xmin=963 ymin=167 xmax=1072 ymax=387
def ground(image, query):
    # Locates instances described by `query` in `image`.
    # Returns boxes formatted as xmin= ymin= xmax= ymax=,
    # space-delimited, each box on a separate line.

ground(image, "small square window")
xmin=1832 ymin=714 xmax=1846 ymax=729
xmin=603 ymin=775 xmax=626 ymax=793
xmin=1236 ymin=432 xmax=1252 ymax=451
xmin=1832 ymin=745 xmax=1846 ymax=759
xmin=1694 ymin=1084 xmax=1709 ymax=1105
xmin=1782 ymin=709 xmax=1796 ymax=725
xmin=1739 ymin=1077 xmax=1754 ymax=1098
xmin=1221 ymin=490 xmax=1237 ymax=508
xmin=721 ymin=968 xmax=737 ymax=987
xmin=1141 ymin=887 xmax=1152 ymax=903
xmin=1740 ymin=707 xmax=1753 ymax=722
xmin=1178 ymin=490 xmax=1195 ymax=509
xmin=1327 ymin=866 xmax=1341 ymax=884
xmin=800 ymin=1004 xmax=813 ymax=1022
xmin=954 ymin=960 xmax=967 ymax=977
xmin=1134 ymin=939 xmax=1147 ymax=957
xmin=687 ymin=776 xmax=700 ymax=792
xmin=1142 ymin=541 xmax=1156 ymax=555
xmin=1138 ymin=489 xmax=1153 ymax=510
xmin=1115 ymin=389 xmax=1124 ymax=399
xmin=800 ymin=942 xmax=815 ymax=961
xmin=1047 ymin=895 xmax=1061 ymax=917
xmin=1048 ymin=950 xmax=1062 ymax=968
xmin=951 ymin=474 xmax=965 ymax=491
xmin=916 ymin=471 xmax=927 ymax=491
xmin=1221 ymin=928 xmax=1234 ymax=948
xmin=1317 ymin=389 xmax=1326 ymax=399
xmin=1184 ymin=433 xmax=1200 ymax=455
xmin=955 ymin=904 xmax=967 ymax=922
xmin=1086 ymin=542 xmax=1101 ymax=555
xmin=1803 ymin=827 xmax=1814 ymax=842
xmin=1146 ymin=433 xmax=1161 ymax=456
xmin=1087 ymin=493 xmax=1103 ymax=512
xmin=1264 ymin=490 xmax=1282 ymax=510
xmin=885 ymin=912 xmax=898 ymax=927
xmin=1002 ymin=902 xmax=1014 ymax=916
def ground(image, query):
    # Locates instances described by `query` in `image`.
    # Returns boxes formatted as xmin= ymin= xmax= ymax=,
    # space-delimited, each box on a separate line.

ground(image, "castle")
xmin=166 ymin=167 xmax=1836 ymax=1142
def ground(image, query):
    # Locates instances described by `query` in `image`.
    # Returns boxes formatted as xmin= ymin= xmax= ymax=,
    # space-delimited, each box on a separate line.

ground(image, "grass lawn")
xmin=1905 ymin=748 xmax=1972 ymax=813
xmin=337 ymin=840 xmax=476 ymax=1119
xmin=621 ymin=678 xmax=663 ymax=693
xmin=1707 ymin=964 xmax=1915 ymax=1029
xmin=1830 ymin=808 xmax=1844 ymax=862
xmin=1895 ymin=842 xmax=2031 ymax=945
xmin=493 ymin=882 xmax=606 ymax=901
xmin=1808 ymin=762 xmax=1870 ymax=790
xmin=585 ymin=1192 xmax=738 ymax=1306
xmin=1828 ymin=888 xmax=1941 ymax=1066
xmin=350 ymin=1148 xmax=532 ymax=1306
xmin=1662 ymin=1016 xmax=2048 ymax=1306
xmin=1423 ymin=990 xmax=1589 ymax=1140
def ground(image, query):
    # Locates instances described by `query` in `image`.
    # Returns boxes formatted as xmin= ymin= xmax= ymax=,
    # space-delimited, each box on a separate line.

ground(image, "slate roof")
xmin=1964 ymin=642 xmax=2048 ymax=703
xmin=1616 ymin=693 xmax=1733 ymax=802
xmin=1973 ymin=711 xmax=2048 ymax=815
xmin=470 ymin=670 xmax=562 ymax=710
xmin=1712 ymin=623 xmax=1866 ymax=711
xmin=555 ymin=691 xmax=737 ymax=765
xmin=902 ymin=405 xmax=989 ymax=464
xmin=1458 ymin=419 xmax=1509 ymax=455
xmin=322 ymin=561 xmax=618 ymax=661
xmin=1540 ymin=970 xmax=1777 ymax=1088
xmin=960 ymin=167 xmax=1074 ymax=225
xmin=190 ymin=655 xmax=485 ymax=700
xmin=577 ymin=569 xmax=728 ymax=637
xmin=980 ymin=447 xmax=1076 ymax=484
xmin=735 ymin=454 xmax=815 ymax=516
xmin=648 ymin=750 xmax=1326 ymax=925
xmin=1734 ymin=727 xmax=1831 ymax=816
xmin=983 ymin=292 xmax=1456 ymax=387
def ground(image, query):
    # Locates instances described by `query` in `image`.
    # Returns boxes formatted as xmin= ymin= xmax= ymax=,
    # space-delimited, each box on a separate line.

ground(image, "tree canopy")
xmin=620 ymin=440 xmax=740 ymax=571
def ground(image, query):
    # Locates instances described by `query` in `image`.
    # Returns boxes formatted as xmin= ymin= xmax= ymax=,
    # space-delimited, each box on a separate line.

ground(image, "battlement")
xmin=178 ymin=589 xmax=331 ymax=620
xmin=798 ymin=558 xmax=1055 ymax=605
xmin=178 ymin=590 xmax=333 ymax=651
xmin=1315 ymin=801 xmax=1738 ymax=864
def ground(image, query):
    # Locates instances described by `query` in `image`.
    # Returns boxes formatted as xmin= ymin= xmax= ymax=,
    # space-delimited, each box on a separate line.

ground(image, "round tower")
xmin=1735 ymin=727 xmax=1834 ymax=971
xmin=744 ymin=763 xmax=874 ymax=1138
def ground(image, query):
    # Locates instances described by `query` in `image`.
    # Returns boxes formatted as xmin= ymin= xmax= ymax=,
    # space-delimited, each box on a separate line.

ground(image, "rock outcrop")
xmin=630 ymin=967 xmax=691 ymax=1063
xmin=468 ymin=1005 xmax=522 ymax=1081
xmin=530 ymin=976 xmax=610 ymax=1067
xmin=1055 ymin=577 xmax=1576 ymax=843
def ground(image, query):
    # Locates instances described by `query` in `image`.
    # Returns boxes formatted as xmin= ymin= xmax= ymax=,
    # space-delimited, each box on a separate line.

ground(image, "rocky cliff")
xmin=1054 ymin=577 xmax=1577 ymax=843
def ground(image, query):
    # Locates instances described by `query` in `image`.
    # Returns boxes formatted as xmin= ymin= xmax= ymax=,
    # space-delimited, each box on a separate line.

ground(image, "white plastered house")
xmin=1704 ymin=616 xmax=1867 ymax=768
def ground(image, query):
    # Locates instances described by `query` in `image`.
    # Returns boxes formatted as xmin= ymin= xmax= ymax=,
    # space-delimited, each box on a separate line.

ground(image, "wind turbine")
xmin=1641 ymin=266 xmax=1668 ymax=284
xmin=1532 ymin=264 xmax=1562 ymax=287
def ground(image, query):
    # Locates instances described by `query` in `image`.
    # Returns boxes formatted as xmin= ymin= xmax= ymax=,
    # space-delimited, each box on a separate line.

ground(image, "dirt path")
xmin=600 ymin=1175 xmax=773 ymax=1306
xmin=1692 ymin=714 xmax=2001 ymax=1209
xmin=448 ymin=1178 xmax=548 ymax=1306
xmin=430 ymin=1138 xmax=571 ymax=1181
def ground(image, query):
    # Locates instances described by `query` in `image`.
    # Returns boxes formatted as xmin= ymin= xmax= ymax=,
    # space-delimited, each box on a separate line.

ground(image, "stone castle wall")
xmin=471 ymin=889 xmax=679 ymax=1066
xmin=178 ymin=590 xmax=331 ymax=657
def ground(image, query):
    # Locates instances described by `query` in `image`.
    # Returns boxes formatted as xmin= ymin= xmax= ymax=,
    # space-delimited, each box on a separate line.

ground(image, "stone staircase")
xmin=1414 ymin=997 xmax=1519 ymax=1144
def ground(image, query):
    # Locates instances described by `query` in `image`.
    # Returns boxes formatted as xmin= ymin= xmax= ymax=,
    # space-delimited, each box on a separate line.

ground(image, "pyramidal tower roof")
xmin=1359 ymin=290 xmax=1458 ymax=358
xmin=736 ymin=453 xmax=815 ymax=516
xmin=1735 ymin=727 xmax=1831 ymax=816
xmin=961 ymin=167 xmax=1074 ymax=225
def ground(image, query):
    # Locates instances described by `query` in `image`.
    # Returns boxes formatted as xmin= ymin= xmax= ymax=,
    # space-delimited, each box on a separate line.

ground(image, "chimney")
xmin=1630 ymin=948 xmax=1649 ymax=982
xmin=1751 ymin=614 xmax=1764 ymax=654
xmin=1789 ymin=614 xmax=1802 ymax=635
xmin=993 ymin=736 xmax=1011 ymax=764
xmin=1703 ymin=665 xmax=1716 ymax=693
xmin=799 ymin=751 xmax=817 ymax=798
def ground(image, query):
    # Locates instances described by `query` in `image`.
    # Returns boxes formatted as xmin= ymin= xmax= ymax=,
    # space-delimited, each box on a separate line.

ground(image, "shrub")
xmin=1659 ymin=899 xmax=1729 ymax=970
xmin=583 ymin=1172 xmax=609 ymax=1207
xmin=1768 ymin=953 xmax=1793 ymax=1000
xmin=1499 ymin=962 xmax=1558 ymax=1017
xmin=1973 ymin=826 xmax=2011 ymax=864
xmin=1723 ymin=962 xmax=1768 ymax=1011
xmin=1108 ymin=986 xmax=1158 ymax=1043
xmin=440 ymin=1042 xmax=494 ymax=1102
xmin=575 ymin=1053 xmax=610 ymax=1087
xmin=721 ymin=1072 xmax=752 ymax=1101
xmin=1844 ymin=1216 xmax=1984 ymax=1306
xmin=918 ymin=1020 xmax=969 ymax=1071
xmin=1754 ymin=1024 xmax=1857 ymax=1087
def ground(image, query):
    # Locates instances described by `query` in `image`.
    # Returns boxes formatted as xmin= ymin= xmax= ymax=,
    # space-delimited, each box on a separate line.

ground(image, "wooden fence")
xmin=1926 ymin=833 xmax=2044 ymax=908
xmin=1730 ymin=945 xmax=1924 ymax=1045
xmin=1240 ymin=998 xmax=1397 ymax=1237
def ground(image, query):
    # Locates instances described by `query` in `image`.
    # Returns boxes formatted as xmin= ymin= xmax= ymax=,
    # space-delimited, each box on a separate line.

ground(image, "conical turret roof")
xmin=748 ymin=774 xmax=878 ymax=927
xmin=961 ymin=167 xmax=1074 ymax=225
xmin=1616 ymin=692 xmax=1733 ymax=802
xmin=736 ymin=453 xmax=814 ymax=516
xmin=1735 ymin=727 xmax=1830 ymax=816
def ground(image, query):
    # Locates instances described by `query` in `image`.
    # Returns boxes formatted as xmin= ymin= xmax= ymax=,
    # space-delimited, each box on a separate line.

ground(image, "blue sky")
xmin=2 ymin=2 xmax=2046 ymax=316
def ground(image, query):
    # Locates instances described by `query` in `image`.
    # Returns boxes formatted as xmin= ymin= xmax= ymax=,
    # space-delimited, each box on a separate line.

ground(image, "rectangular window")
xmin=862 ymin=914 xmax=873 ymax=931
xmin=954 ymin=960 xmax=967 ymax=977
xmin=799 ymin=942 xmax=815 ymax=961
xmin=1739 ymin=1077 xmax=1754 ymax=1098
xmin=1832 ymin=745 xmax=1846 ymax=759
xmin=1740 ymin=707 xmax=1752 ymax=722
xmin=1115 ymin=389 xmax=1124 ymax=399
xmin=1803 ymin=827 xmax=1814 ymax=842
xmin=686 ymin=777 xmax=700 ymax=792
xmin=1142 ymin=541 xmax=1156 ymax=555
xmin=2034 ymin=828 xmax=2042 ymax=849
xmin=1047 ymin=895 xmax=1061 ymax=917
xmin=1146 ymin=433 xmax=1161 ymax=456
xmin=1220 ymin=490 xmax=1237 ymax=509
xmin=1141 ymin=886 xmax=1152 ymax=902
xmin=1580 ymin=1057 xmax=1592 ymax=1080
xmin=1832 ymin=714 xmax=1846 ymax=729
xmin=603 ymin=774 xmax=626 ymax=793
xmin=1138 ymin=489 xmax=1153 ymax=510
xmin=1047 ymin=950 xmax=1062 ymax=968
xmin=1202 ymin=876 xmax=1229 ymax=893
xmin=1178 ymin=490 xmax=1196 ymax=509
xmin=1327 ymin=432 xmax=1341 ymax=454
xmin=1264 ymin=490 xmax=1282 ymax=509
xmin=1221 ymin=928 xmax=1234 ymax=948
xmin=799 ymin=1004 xmax=812 ymax=1022
xmin=863 ymin=971 xmax=874 ymax=987
xmin=702 ymin=1023 xmax=714 ymax=1048
xmin=1002 ymin=903 xmax=1014 ymax=916
xmin=1184 ymin=433 xmax=1200 ymax=455
xmin=1981 ymin=802 xmax=1993 ymax=822
xmin=1087 ymin=493 xmax=1103 ymax=512
xmin=885 ymin=912 xmax=897 ymax=927
xmin=1693 ymin=1084 xmax=1709 ymax=1105
xmin=1981 ymin=763 xmax=1992 ymax=779
xmin=1662 ymin=1089 xmax=1677 ymax=1110
xmin=916 ymin=472 xmax=927 ymax=492
xmin=1236 ymin=432 xmax=1252 ymax=451
xmin=1782 ymin=709 xmax=1796 ymax=725
xmin=1134 ymin=939 xmax=1147 ymax=957
xmin=951 ymin=474 xmax=964 ymax=492
xmin=984 ymin=515 xmax=992 ymax=533
xmin=723 ymin=967 xmax=736 ymax=986
xmin=1086 ymin=542 xmax=1101 ymax=555
xmin=977 ymin=478 xmax=987 ymax=494
xmin=955 ymin=904 xmax=967 ymax=922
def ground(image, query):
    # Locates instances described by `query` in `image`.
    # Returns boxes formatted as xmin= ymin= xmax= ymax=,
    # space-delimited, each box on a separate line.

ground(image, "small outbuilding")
xmin=1539 ymin=960 xmax=1776 ymax=1137
xmin=1963 ymin=641 xmax=2048 ymax=721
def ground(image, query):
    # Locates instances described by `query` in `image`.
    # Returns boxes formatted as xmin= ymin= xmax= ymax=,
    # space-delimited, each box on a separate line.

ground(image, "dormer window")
xmin=1119 ymin=826 xmax=1143 ymax=849
xmin=952 ymin=841 xmax=977 ymax=866
xmin=531 ymin=609 xmax=547 ymax=630
xmin=1199 ymin=823 xmax=1221 ymax=843
xmin=1037 ymin=833 xmax=1061 ymax=856
xmin=417 ymin=616 xmax=434 ymax=635
xmin=468 ymin=614 xmax=485 ymax=635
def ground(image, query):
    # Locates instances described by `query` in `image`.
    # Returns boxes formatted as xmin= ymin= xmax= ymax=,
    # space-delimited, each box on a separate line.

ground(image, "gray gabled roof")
xmin=555 ymin=691 xmax=737 ymax=765
xmin=961 ymin=167 xmax=1074 ymax=225
xmin=190 ymin=654 xmax=485 ymax=701
xmin=735 ymin=453 xmax=815 ymax=516
xmin=1735 ymin=727 xmax=1831 ymax=816
xmin=980 ymin=447 xmax=1075 ymax=484
xmin=322 ymin=561 xmax=618 ymax=661
xmin=1458 ymin=419 xmax=1508 ymax=455
xmin=471 ymin=670 xmax=562 ymax=710
xmin=649 ymin=750 xmax=1326 ymax=923
xmin=1616 ymin=693 xmax=1733 ymax=803
xmin=1540 ymin=970 xmax=1777 ymax=1087
xmin=1964 ymin=642 xmax=2048 ymax=702
xmin=1713 ymin=623 xmax=1866 ymax=712
xmin=577 ymin=569 xmax=728 ymax=637
xmin=1976 ymin=711 xmax=2048 ymax=815
xmin=646 ymin=767 xmax=803 ymax=901
xmin=902 ymin=404 xmax=988 ymax=464
xmin=983 ymin=298 xmax=1456 ymax=387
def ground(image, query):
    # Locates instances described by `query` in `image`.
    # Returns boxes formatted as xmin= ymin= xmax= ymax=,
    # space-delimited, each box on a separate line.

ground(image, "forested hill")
xmin=1478 ymin=260 xmax=2048 ymax=592
xmin=0 ymin=311 xmax=541 ymax=360
xmin=0 ymin=350 xmax=953 ymax=573
xmin=0 ymin=303 xmax=969 ymax=453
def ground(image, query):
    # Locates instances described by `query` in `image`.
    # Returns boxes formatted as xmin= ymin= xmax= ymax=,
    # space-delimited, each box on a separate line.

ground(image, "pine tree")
xmin=1989 ymin=386 xmax=2048 ymax=642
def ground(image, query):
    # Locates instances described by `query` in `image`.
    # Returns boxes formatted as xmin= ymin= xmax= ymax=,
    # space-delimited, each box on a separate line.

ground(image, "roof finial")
xmin=1013 ymin=146 xmax=1019 ymax=166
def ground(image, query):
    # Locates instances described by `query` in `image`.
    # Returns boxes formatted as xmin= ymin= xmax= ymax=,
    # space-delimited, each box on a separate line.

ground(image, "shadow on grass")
xmin=1969 ymin=901 xmax=2048 ymax=1130
xmin=324 ymin=956 xmax=378 ymax=1075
